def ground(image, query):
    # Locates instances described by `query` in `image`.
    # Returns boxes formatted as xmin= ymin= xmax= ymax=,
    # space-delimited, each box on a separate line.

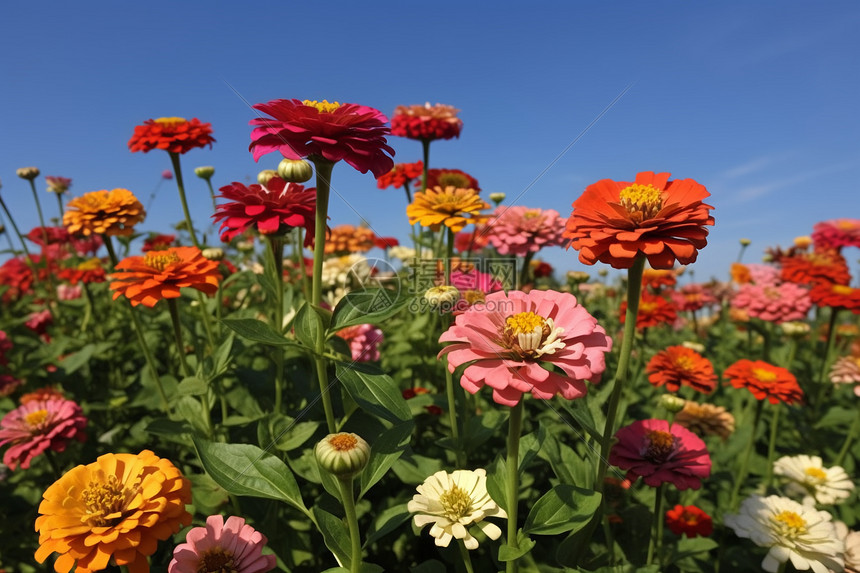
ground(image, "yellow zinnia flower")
xmin=406 ymin=186 xmax=488 ymax=232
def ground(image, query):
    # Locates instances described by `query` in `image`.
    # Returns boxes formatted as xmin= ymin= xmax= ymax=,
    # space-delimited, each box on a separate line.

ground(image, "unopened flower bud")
xmin=567 ymin=271 xmax=590 ymax=285
xmin=257 ymin=169 xmax=278 ymax=186
xmin=681 ymin=341 xmax=705 ymax=353
xmin=793 ymin=236 xmax=812 ymax=249
xmin=16 ymin=167 xmax=40 ymax=180
xmin=45 ymin=176 xmax=72 ymax=194
xmin=658 ymin=394 xmax=686 ymax=413
xmin=780 ymin=321 xmax=810 ymax=337
xmin=739 ymin=238 xmax=751 ymax=246
xmin=202 ymin=247 xmax=224 ymax=261
xmin=598 ymin=269 xmax=609 ymax=278
xmin=0 ymin=224 xmax=5 ymax=235
xmin=237 ymin=240 xmax=255 ymax=252
xmin=277 ymin=159 xmax=313 ymax=183
xmin=194 ymin=166 xmax=215 ymax=180
xmin=488 ymin=192 xmax=506 ymax=205
xmin=424 ymin=285 xmax=460 ymax=308
xmin=315 ymin=433 xmax=370 ymax=479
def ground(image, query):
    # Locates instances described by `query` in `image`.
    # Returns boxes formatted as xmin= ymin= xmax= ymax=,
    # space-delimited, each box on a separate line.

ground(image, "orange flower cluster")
xmin=723 ymin=359 xmax=804 ymax=405
xmin=642 ymin=268 xmax=678 ymax=290
xmin=110 ymin=246 xmax=220 ymax=307
xmin=128 ymin=117 xmax=215 ymax=155
xmin=63 ymin=189 xmax=145 ymax=237
xmin=730 ymin=263 xmax=751 ymax=285
xmin=323 ymin=224 xmax=397 ymax=254
xmin=620 ymin=293 xmax=678 ymax=329
xmin=646 ymin=346 xmax=717 ymax=394
xmin=407 ymin=186 xmax=489 ymax=232
xmin=35 ymin=450 xmax=191 ymax=573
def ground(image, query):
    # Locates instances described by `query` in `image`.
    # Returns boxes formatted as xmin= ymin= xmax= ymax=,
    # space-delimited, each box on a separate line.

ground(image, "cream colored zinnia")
xmin=773 ymin=454 xmax=855 ymax=506
xmin=408 ymin=469 xmax=506 ymax=550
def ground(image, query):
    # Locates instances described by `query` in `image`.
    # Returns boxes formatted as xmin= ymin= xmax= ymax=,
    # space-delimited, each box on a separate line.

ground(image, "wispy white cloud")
xmin=721 ymin=154 xmax=787 ymax=179
xmin=724 ymin=158 xmax=860 ymax=205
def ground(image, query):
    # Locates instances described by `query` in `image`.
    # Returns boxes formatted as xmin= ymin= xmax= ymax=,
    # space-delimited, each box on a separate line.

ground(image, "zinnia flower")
xmin=773 ymin=455 xmax=855 ymax=506
xmin=168 ymin=515 xmax=276 ymax=573
xmin=642 ymin=268 xmax=678 ymax=290
xmin=20 ymin=387 xmax=65 ymax=404
xmin=724 ymin=495 xmax=844 ymax=573
xmin=141 ymin=233 xmax=176 ymax=252
xmin=110 ymin=246 xmax=221 ymax=308
xmin=128 ymin=117 xmax=215 ymax=155
xmin=674 ymin=401 xmax=735 ymax=440
xmin=249 ymin=99 xmax=395 ymax=177
xmin=810 ymin=282 xmax=860 ymax=314
xmin=407 ymin=186 xmax=489 ymax=232
xmin=563 ymin=171 xmax=715 ymax=269
xmin=407 ymin=469 xmax=506 ymax=550
xmin=35 ymin=450 xmax=192 ymax=573
xmin=423 ymin=168 xmax=480 ymax=192
xmin=391 ymin=103 xmax=463 ymax=141
xmin=731 ymin=282 xmax=812 ymax=323
xmin=45 ymin=176 xmax=72 ymax=194
xmin=213 ymin=179 xmax=316 ymax=243
xmin=64 ymin=189 xmax=145 ymax=237
xmin=646 ymin=346 xmax=717 ymax=394
xmin=376 ymin=161 xmax=424 ymax=190
xmin=323 ymin=224 xmax=380 ymax=254
xmin=830 ymin=356 xmax=860 ymax=396
xmin=454 ymin=227 xmax=491 ymax=253
xmin=780 ymin=249 xmax=851 ymax=287
xmin=731 ymin=263 xmax=752 ymax=285
xmin=671 ymin=283 xmax=718 ymax=312
xmin=609 ymin=419 xmax=711 ymax=490
xmin=335 ymin=324 xmax=384 ymax=362
xmin=57 ymin=258 xmax=107 ymax=285
xmin=0 ymin=398 xmax=86 ymax=470
xmin=485 ymin=206 xmax=567 ymax=257
xmin=812 ymin=218 xmax=860 ymax=250
xmin=439 ymin=289 xmax=612 ymax=406
xmin=723 ymin=359 xmax=804 ymax=405
xmin=665 ymin=505 xmax=713 ymax=538
xmin=0 ymin=374 xmax=22 ymax=397
xmin=620 ymin=292 xmax=678 ymax=329
xmin=838 ymin=522 xmax=860 ymax=573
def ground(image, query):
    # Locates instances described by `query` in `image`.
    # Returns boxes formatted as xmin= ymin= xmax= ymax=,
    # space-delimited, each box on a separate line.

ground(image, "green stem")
xmin=311 ymin=159 xmax=337 ymax=433
xmin=729 ymin=399 xmax=764 ymax=511
xmin=337 ymin=478 xmax=362 ymax=573
xmin=814 ymin=308 xmax=840 ymax=409
xmin=27 ymin=179 xmax=49 ymax=245
xmin=54 ymin=192 xmax=65 ymax=219
xmin=204 ymin=178 xmax=218 ymax=213
xmin=295 ymin=227 xmax=311 ymax=302
xmin=835 ymin=408 xmax=860 ymax=466
xmin=103 ymin=235 xmax=120 ymax=267
xmin=166 ymin=298 xmax=192 ymax=378
xmin=519 ymin=251 xmax=535 ymax=289
xmin=268 ymin=236 xmax=286 ymax=413
xmin=195 ymin=291 xmax=216 ymax=351
xmin=764 ymin=403 xmax=781 ymax=489
xmin=444 ymin=353 xmax=465 ymax=467
xmin=168 ymin=152 xmax=200 ymax=248
xmin=127 ymin=302 xmax=170 ymax=413
xmin=0 ymin=209 xmax=17 ymax=253
xmin=506 ymin=399 xmax=524 ymax=573
xmin=0 ymin=194 xmax=37 ymax=268
xmin=646 ymin=483 xmax=665 ymax=566
xmin=457 ymin=539 xmax=475 ymax=573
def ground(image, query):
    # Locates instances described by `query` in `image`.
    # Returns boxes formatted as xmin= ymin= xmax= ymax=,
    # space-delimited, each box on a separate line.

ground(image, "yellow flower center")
xmin=837 ymin=220 xmax=858 ymax=230
xmin=303 ymin=99 xmax=341 ymax=113
xmin=198 ymin=547 xmax=237 ymax=573
xmin=437 ymin=172 xmax=472 ymax=189
xmin=82 ymin=475 xmax=133 ymax=527
xmin=804 ymin=467 xmax=827 ymax=481
xmin=77 ymin=258 xmax=102 ymax=271
xmin=753 ymin=368 xmax=777 ymax=383
xmin=25 ymin=409 xmax=48 ymax=427
xmin=832 ymin=284 xmax=854 ymax=295
xmin=506 ymin=311 xmax=545 ymax=335
xmin=523 ymin=209 xmax=542 ymax=220
xmin=619 ymin=183 xmax=664 ymax=223
xmin=144 ymin=251 xmax=181 ymax=271
xmin=439 ymin=484 xmax=473 ymax=521
xmin=639 ymin=301 xmax=658 ymax=314
xmin=154 ymin=117 xmax=187 ymax=127
xmin=772 ymin=510 xmax=807 ymax=535
xmin=645 ymin=430 xmax=676 ymax=462
xmin=329 ymin=434 xmax=358 ymax=451
xmin=674 ymin=355 xmax=695 ymax=371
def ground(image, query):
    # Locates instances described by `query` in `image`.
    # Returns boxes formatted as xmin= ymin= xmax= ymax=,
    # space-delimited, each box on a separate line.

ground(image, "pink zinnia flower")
xmin=485 ymin=206 xmax=567 ymax=257
xmin=670 ymin=283 xmax=718 ymax=312
xmin=168 ymin=514 xmax=276 ymax=573
xmin=213 ymin=179 xmax=316 ymax=243
xmin=161 ymin=169 xmax=174 ymax=180
xmin=439 ymin=290 xmax=612 ymax=406
xmin=249 ymin=99 xmax=395 ymax=177
xmin=830 ymin=356 xmax=860 ymax=397
xmin=450 ymin=268 xmax=504 ymax=294
xmin=812 ymin=218 xmax=860 ymax=250
xmin=335 ymin=324 xmax=384 ymax=362
xmin=45 ymin=176 xmax=72 ymax=194
xmin=0 ymin=398 xmax=87 ymax=470
xmin=746 ymin=263 xmax=781 ymax=286
xmin=0 ymin=374 xmax=22 ymax=397
xmin=25 ymin=309 xmax=53 ymax=336
xmin=609 ymin=419 xmax=711 ymax=490
xmin=731 ymin=282 xmax=812 ymax=323
xmin=56 ymin=283 xmax=82 ymax=301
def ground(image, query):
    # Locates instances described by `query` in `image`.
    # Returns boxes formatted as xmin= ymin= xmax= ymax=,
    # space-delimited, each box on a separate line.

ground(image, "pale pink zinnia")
xmin=731 ymin=282 xmax=812 ymax=323
xmin=0 ymin=398 xmax=87 ymax=470
xmin=670 ymin=283 xmax=718 ymax=312
xmin=168 ymin=514 xmax=276 ymax=573
xmin=335 ymin=324 xmax=384 ymax=362
xmin=609 ymin=419 xmax=711 ymax=490
xmin=830 ymin=355 xmax=860 ymax=397
xmin=744 ymin=263 xmax=780 ymax=286
xmin=439 ymin=289 xmax=612 ymax=406
xmin=485 ymin=206 xmax=567 ymax=257
xmin=812 ymin=218 xmax=860 ymax=250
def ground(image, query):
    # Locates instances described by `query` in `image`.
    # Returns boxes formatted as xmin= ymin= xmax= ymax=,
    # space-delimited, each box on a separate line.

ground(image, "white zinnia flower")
xmin=408 ymin=468 xmax=506 ymax=550
xmin=773 ymin=454 xmax=855 ymax=505
xmin=725 ymin=495 xmax=844 ymax=573
xmin=321 ymin=254 xmax=369 ymax=288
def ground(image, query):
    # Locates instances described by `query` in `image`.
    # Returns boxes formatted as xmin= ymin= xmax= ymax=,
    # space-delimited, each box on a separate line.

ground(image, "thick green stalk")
xmin=729 ymin=399 xmax=764 ymax=511
xmin=267 ymin=236 xmax=286 ymax=413
xmin=814 ymin=308 xmax=840 ymax=409
xmin=457 ymin=539 xmax=475 ymax=573
xmin=506 ymin=399 xmax=524 ymax=573
xmin=27 ymin=179 xmax=49 ymax=246
xmin=166 ymin=298 xmax=192 ymax=378
xmin=764 ymin=403 xmax=781 ymax=489
xmin=646 ymin=483 xmax=665 ymax=566
xmin=835 ymin=409 xmax=860 ymax=466
xmin=337 ymin=477 xmax=362 ymax=573
xmin=168 ymin=152 xmax=200 ymax=248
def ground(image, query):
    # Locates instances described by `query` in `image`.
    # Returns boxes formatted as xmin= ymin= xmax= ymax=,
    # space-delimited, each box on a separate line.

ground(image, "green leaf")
xmin=313 ymin=506 xmax=352 ymax=568
xmin=363 ymin=503 xmax=411 ymax=548
xmin=177 ymin=377 xmax=209 ymax=396
xmin=222 ymin=318 xmax=290 ymax=346
xmin=61 ymin=343 xmax=111 ymax=374
xmin=497 ymin=530 xmax=535 ymax=562
xmin=560 ymin=398 xmax=603 ymax=442
xmin=174 ymin=396 xmax=209 ymax=435
xmin=486 ymin=455 xmax=509 ymax=514
xmin=359 ymin=421 xmax=414 ymax=498
xmin=295 ymin=302 xmax=328 ymax=349
xmin=522 ymin=485 xmax=602 ymax=535
xmin=329 ymin=289 xmax=410 ymax=331
xmin=257 ymin=413 xmax=320 ymax=452
xmin=518 ymin=424 xmax=546 ymax=472
xmin=192 ymin=438 xmax=308 ymax=514
xmin=670 ymin=537 xmax=719 ymax=563
xmin=391 ymin=453 xmax=443 ymax=484
xmin=335 ymin=362 xmax=412 ymax=423
xmin=462 ymin=410 xmax=509 ymax=453
xmin=815 ymin=406 xmax=857 ymax=429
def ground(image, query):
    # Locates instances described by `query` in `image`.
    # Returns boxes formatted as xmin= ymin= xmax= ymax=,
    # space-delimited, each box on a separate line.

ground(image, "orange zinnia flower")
xmin=647 ymin=346 xmax=717 ymax=394
xmin=63 ymin=189 xmax=145 ymax=237
xmin=780 ymin=249 xmax=851 ymax=287
xmin=128 ymin=117 xmax=215 ymax=155
xmin=642 ymin=268 xmax=678 ymax=290
xmin=564 ymin=171 xmax=715 ymax=269
xmin=407 ymin=186 xmax=489 ymax=232
xmin=35 ymin=450 xmax=192 ymax=573
xmin=809 ymin=282 xmax=860 ymax=314
xmin=723 ymin=359 xmax=804 ymax=405
xmin=620 ymin=292 xmax=678 ymax=329
xmin=110 ymin=246 xmax=221 ymax=307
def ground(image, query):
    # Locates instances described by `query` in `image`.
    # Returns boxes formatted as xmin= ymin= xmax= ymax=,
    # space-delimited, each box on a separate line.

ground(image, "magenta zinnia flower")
xmin=335 ymin=324 xmax=384 ymax=362
xmin=439 ymin=290 xmax=612 ymax=406
xmin=0 ymin=398 xmax=87 ymax=470
xmin=168 ymin=514 xmax=276 ymax=573
xmin=485 ymin=206 xmax=567 ymax=257
xmin=213 ymin=178 xmax=316 ymax=243
xmin=249 ymin=99 xmax=395 ymax=177
xmin=609 ymin=419 xmax=711 ymax=490
xmin=812 ymin=218 xmax=860 ymax=250
xmin=731 ymin=282 xmax=812 ymax=324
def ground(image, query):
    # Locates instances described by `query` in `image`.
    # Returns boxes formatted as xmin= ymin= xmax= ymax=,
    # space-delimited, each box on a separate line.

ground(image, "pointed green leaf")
xmin=359 ymin=421 xmax=414 ymax=498
xmin=222 ymin=318 xmax=290 ymax=346
xmin=523 ymin=485 xmax=602 ymax=535
xmin=335 ymin=362 xmax=411 ymax=423
xmin=330 ymin=289 xmax=410 ymax=331
xmin=313 ymin=506 xmax=352 ymax=568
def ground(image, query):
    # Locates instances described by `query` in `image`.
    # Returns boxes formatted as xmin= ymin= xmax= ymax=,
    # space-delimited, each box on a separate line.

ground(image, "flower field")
xmin=0 ymin=101 xmax=858 ymax=573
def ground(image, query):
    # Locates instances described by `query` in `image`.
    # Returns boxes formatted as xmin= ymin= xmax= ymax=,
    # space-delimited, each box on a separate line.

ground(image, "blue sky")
xmin=2 ymin=1 xmax=859 ymax=282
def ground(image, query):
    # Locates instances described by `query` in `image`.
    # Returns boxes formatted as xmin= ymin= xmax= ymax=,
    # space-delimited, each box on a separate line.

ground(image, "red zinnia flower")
xmin=391 ymin=103 xmax=463 ymax=141
xmin=620 ymin=292 xmax=678 ymax=329
xmin=20 ymin=387 xmax=65 ymax=404
xmin=0 ymin=398 xmax=87 ymax=470
xmin=647 ymin=346 xmax=717 ymax=394
xmin=213 ymin=178 xmax=316 ymax=244
xmin=723 ymin=359 xmax=804 ymax=405
xmin=609 ymin=419 xmax=711 ymax=490
xmin=142 ymin=233 xmax=176 ymax=252
xmin=110 ymin=246 xmax=221 ymax=308
xmin=454 ymin=227 xmax=491 ymax=253
xmin=377 ymin=161 xmax=424 ymax=190
xmin=57 ymin=258 xmax=107 ymax=285
xmin=128 ymin=117 xmax=215 ymax=155
xmin=780 ymin=249 xmax=851 ymax=286
xmin=809 ymin=282 xmax=860 ymax=314
xmin=642 ymin=268 xmax=678 ymax=290
xmin=811 ymin=218 xmax=860 ymax=250
xmin=564 ymin=171 xmax=715 ymax=269
xmin=249 ymin=99 xmax=395 ymax=177
xmin=665 ymin=505 xmax=713 ymax=538
xmin=423 ymin=168 xmax=480 ymax=192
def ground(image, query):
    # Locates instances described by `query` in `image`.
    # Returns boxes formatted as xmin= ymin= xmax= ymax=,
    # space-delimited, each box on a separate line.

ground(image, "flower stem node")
xmin=315 ymin=432 xmax=370 ymax=479
xmin=16 ymin=167 xmax=40 ymax=180
xmin=277 ymin=159 xmax=314 ymax=183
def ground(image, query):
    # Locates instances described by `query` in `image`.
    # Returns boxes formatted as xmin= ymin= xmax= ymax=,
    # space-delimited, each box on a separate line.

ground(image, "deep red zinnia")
xmin=213 ymin=178 xmax=316 ymax=244
xmin=665 ymin=505 xmax=713 ymax=538
xmin=391 ymin=103 xmax=463 ymax=141
xmin=377 ymin=161 xmax=424 ymax=190
xmin=809 ymin=282 xmax=860 ymax=314
xmin=128 ymin=117 xmax=215 ymax=155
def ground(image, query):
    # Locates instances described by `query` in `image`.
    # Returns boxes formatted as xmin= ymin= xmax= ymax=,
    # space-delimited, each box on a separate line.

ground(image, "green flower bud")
xmin=16 ymin=167 xmax=40 ymax=180
xmin=739 ymin=238 xmax=751 ymax=246
xmin=315 ymin=433 xmax=370 ymax=479
xmin=202 ymin=247 xmax=224 ymax=261
xmin=257 ymin=169 xmax=278 ymax=186
xmin=488 ymin=192 xmax=506 ymax=206
xmin=424 ymin=285 xmax=461 ymax=308
xmin=658 ymin=394 xmax=686 ymax=414
xmin=277 ymin=159 xmax=314 ymax=183
xmin=194 ymin=166 xmax=216 ymax=180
